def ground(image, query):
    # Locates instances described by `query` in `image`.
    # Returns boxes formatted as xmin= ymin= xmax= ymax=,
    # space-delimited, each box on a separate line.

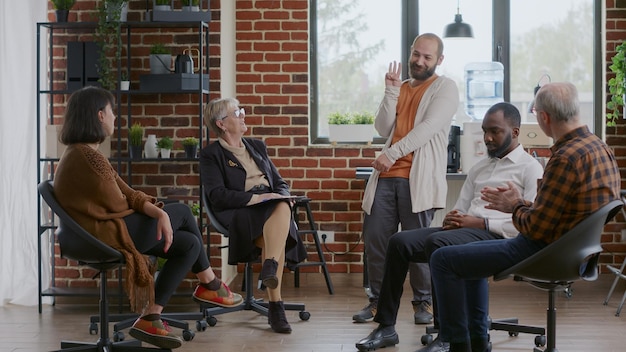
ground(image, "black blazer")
xmin=199 ymin=138 xmax=290 ymax=220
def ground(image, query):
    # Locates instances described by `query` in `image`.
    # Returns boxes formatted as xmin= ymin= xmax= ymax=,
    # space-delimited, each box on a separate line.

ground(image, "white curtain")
xmin=0 ymin=1 xmax=48 ymax=305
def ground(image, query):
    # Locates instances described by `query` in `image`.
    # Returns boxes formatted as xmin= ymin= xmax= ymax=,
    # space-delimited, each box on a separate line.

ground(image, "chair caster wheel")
xmin=535 ymin=335 xmax=546 ymax=347
xmin=182 ymin=329 xmax=195 ymax=341
xmin=89 ymin=323 xmax=98 ymax=335
xmin=486 ymin=342 xmax=492 ymax=352
xmin=299 ymin=311 xmax=311 ymax=320
xmin=113 ymin=331 xmax=125 ymax=342
xmin=196 ymin=320 xmax=208 ymax=331
xmin=508 ymin=331 xmax=519 ymax=337
xmin=421 ymin=334 xmax=433 ymax=345
xmin=207 ymin=316 xmax=217 ymax=327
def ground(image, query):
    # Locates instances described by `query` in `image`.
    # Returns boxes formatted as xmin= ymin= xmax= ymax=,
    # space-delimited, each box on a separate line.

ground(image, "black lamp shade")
xmin=444 ymin=14 xmax=474 ymax=38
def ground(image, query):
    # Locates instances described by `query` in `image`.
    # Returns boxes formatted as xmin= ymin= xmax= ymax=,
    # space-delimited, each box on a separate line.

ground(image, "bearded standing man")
xmin=355 ymin=33 xmax=459 ymax=325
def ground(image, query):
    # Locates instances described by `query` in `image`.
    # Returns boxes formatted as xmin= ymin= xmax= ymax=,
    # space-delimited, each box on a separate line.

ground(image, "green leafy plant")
xmin=328 ymin=112 xmax=352 ymax=125
xmin=328 ymin=111 xmax=374 ymax=124
xmin=352 ymin=111 xmax=375 ymax=124
xmin=156 ymin=136 xmax=173 ymax=149
xmin=128 ymin=123 xmax=144 ymax=146
xmin=51 ymin=0 xmax=76 ymax=10
xmin=181 ymin=137 xmax=199 ymax=147
xmin=607 ymin=41 xmax=626 ymax=127
xmin=95 ymin=1 xmax=124 ymax=90
xmin=155 ymin=0 xmax=171 ymax=5
xmin=182 ymin=0 xmax=200 ymax=5
xmin=150 ymin=43 xmax=170 ymax=55
xmin=120 ymin=71 xmax=129 ymax=81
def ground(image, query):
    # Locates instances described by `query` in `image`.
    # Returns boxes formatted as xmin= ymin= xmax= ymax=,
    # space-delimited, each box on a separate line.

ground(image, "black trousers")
xmin=124 ymin=203 xmax=210 ymax=307
xmin=374 ymin=226 xmax=502 ymax=327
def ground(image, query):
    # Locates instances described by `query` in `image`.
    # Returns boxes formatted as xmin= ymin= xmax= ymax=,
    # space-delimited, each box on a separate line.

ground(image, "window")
xmin=310 ymin=0 xmax=600 ymax=143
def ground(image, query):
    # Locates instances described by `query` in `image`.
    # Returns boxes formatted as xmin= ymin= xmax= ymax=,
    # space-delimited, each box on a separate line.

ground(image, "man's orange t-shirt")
xmin=380 ymin=74 xmax=438 ymax=179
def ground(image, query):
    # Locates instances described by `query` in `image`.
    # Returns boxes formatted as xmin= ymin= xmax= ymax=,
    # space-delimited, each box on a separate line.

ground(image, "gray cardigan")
xmin=362 ymin=75 xmax=459 ymax=214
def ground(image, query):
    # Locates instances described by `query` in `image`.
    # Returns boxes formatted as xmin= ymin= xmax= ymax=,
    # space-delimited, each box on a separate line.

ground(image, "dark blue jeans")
xmin=430 ymin=234 xmax=546 ymax=344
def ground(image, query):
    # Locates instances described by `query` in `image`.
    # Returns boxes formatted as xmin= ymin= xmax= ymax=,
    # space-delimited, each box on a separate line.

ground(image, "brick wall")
xmin=46 ymin=0 xmax=626 ymax=290
xmin=604 ymin=0 xmax=626 ymax=271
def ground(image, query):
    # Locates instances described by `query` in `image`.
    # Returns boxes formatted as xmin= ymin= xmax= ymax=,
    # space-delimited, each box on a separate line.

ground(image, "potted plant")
xmin=182 ymin=0 xmax=200 ymax=12
xmin=156 ymin=136 xmax=174 ymax=158
xmin=150 ymin=43 xmax=171 ymax=75
xmin=120 ymin=71 xmax=130 ymax=90
xmin=328 ymin=111 xmax=375 ymax=144
xmin=105 ymin=0 xmax=128 ymax=22
xmin=607 ymin=40 xmax=626 ymax=128
xmin=181 ymin=137 xmax=199 ymax=158
xmin=128 ymin=123 xmax=144 ymax=159
xmin=95 ymin=1 xmax=124 ymax=90
xmin=51 ymin=0 xmax=75 ymax=22
xmin=153 ymin=0 xmax=172 ymax=11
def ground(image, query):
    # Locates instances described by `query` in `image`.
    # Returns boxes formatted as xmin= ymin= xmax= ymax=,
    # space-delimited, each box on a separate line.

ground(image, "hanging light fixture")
xmin=443 ymin=0 xmax=474 ymax=38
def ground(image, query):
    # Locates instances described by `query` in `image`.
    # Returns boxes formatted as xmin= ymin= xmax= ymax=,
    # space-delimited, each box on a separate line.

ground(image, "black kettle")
xmin=174 ymin=48 xmax=199 ymax=74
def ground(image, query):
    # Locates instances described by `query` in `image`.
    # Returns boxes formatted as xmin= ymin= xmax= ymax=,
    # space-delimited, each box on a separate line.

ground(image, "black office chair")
xmin=492 ymin=200 xmax=623 ymax=352
xmin=38 ymin=180 xmax=174 ymax=351
xmin=200 ymin=191 xmax=310 ymax=327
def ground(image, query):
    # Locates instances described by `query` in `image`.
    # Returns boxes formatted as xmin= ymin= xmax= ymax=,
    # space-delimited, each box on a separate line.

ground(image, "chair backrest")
xmin=494 ymin=200 xmax=623 ymax=283
xmin=38 ymin=180 xmax=123 ymax=266
xmin=201 ymin=190 xmax=229 ymax=236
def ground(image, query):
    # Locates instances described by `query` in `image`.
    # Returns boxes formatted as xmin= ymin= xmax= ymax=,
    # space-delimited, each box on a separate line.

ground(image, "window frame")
xmin=309 ymin=0 xmax=603 ymax=144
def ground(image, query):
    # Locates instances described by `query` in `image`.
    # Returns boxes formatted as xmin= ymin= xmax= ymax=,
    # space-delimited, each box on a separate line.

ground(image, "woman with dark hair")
xmin=200 ymin=97 xmax=306 ymax=334
xmin=53 ymin=86 xmax=242 ymax=349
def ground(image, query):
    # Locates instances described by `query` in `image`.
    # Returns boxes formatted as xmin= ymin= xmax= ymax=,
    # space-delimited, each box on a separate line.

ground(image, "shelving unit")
xmin=36 ymin=21 xmax=210 ymax=314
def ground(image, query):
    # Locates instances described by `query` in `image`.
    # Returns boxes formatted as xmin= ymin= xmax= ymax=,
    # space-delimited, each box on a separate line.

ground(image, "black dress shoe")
xmin=416 ymin=336 xmax=450 ymax=352
xmin=355 ymin=326 xmax=399 ymax=352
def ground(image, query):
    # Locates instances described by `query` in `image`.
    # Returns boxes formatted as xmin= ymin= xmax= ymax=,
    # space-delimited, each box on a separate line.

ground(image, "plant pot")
xmin=182 ymin=6 xmax=200 ymax=12
xmin=150 ymin=54 xmax=172 ymax=74
xmin=106 ymin=1 xmax=128 ymax=22
xmin=154 ymin=5 xmax=172 ymax=11
xmin=328 ymin=124 xmax=374 ymax=144
xmin=129 ymin=145 xmax=143 ymax=159
xmin=120 ymin=81 xmax=130 ymax=90
xmin=160 ymin=148 xmax=171 ymax=159
xmin=55 ymin=10 xmax=69 ymax=22
xmin=183 ymin=145 xmax=198 ymax=158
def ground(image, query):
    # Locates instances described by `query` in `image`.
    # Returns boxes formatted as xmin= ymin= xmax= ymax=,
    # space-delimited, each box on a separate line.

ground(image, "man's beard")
xmin=487 ymin=133 xmax=513 ymax=158
xmin=410 ymin=62 xmax=437 ymax=81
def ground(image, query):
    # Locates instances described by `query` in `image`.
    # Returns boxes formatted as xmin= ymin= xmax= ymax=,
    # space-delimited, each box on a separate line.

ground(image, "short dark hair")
xmin=486 ymin=102 xmax=521 ymax=128
xmin=59 ymin=86 xmax=115 ymax=145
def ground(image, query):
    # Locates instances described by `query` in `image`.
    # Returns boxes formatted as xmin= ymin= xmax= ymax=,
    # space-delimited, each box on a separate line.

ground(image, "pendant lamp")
xmin=443 ymin=0 xmax=474 ymax=38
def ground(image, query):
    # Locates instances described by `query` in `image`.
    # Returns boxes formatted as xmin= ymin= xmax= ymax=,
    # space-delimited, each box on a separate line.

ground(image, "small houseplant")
xmin=328 ymin=111 xmax=375 ymax=144
xmin=128 ymin=123 xmax=144 ymax=159
xmin=150 ymin=43 xmax=171 ymax=74
xmin=156 ymin=136 xmax=173 ymax=158
xmin=153 ymin=0 xmax=172 ymax=11
xmin=181 ymin=137 xmax=199 ymax=158
xmin=51 ymin=0 xmax=75 ymax=22
xmin=120 ymin=71 xmax=130 ymax=90
xmin=607 ymin=41 xmax=626 ymax=127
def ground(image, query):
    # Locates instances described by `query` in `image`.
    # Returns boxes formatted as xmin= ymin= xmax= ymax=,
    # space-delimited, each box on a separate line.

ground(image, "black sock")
xmin=450 ymin=341 xmax=471 ymax=352
xmin=202 ymin=277 xmax=222 ymax=291
xmin=140 ymin=313 xmax=160 ymax=321
xmin=471 ymin=336 xmax=489 ymax=352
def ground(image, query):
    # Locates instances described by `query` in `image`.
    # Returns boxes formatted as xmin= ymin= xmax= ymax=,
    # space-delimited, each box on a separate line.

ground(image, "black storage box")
xmin=140 ymin=73 xmax=209 ymax=92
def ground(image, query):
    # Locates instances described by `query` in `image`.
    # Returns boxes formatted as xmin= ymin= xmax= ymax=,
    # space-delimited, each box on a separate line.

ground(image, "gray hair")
xmin=534 ymin=82 xmax=580 ymax=123
xmin=204 ymin=97 xmax=240 ymax=135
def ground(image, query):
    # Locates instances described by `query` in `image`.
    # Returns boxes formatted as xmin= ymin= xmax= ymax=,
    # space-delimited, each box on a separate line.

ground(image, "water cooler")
xmin=460 ymin=62 xmax=504 ymax=172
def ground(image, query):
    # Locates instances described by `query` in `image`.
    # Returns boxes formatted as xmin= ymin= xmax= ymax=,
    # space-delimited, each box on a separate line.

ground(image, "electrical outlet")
xmin=319 ymin=230 xmax=335 ymax=243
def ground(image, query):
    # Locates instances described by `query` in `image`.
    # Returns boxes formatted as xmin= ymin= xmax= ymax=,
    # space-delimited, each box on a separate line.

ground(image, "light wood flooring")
xmin=2 ymin=273 xmax=626 ymax=352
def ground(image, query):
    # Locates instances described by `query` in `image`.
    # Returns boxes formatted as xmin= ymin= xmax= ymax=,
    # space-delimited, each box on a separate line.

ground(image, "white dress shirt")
xmin=453 ymin=144 xmax=544 ymax=238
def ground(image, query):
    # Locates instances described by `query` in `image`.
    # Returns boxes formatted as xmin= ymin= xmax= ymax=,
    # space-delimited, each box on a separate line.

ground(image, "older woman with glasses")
xmin=199 ymin=97 xmax=306 ymax=334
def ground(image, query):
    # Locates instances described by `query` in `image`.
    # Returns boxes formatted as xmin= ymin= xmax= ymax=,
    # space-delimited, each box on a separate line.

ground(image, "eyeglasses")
xmin=531 ymin=107 xmax=541 ymax=117
xmin=221 ymin=108 xmax=245 ymax=120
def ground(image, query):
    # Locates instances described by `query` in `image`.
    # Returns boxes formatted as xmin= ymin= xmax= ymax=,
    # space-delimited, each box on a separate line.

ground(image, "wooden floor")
xmin=2 ymin=273 xmax=626 ymax=352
